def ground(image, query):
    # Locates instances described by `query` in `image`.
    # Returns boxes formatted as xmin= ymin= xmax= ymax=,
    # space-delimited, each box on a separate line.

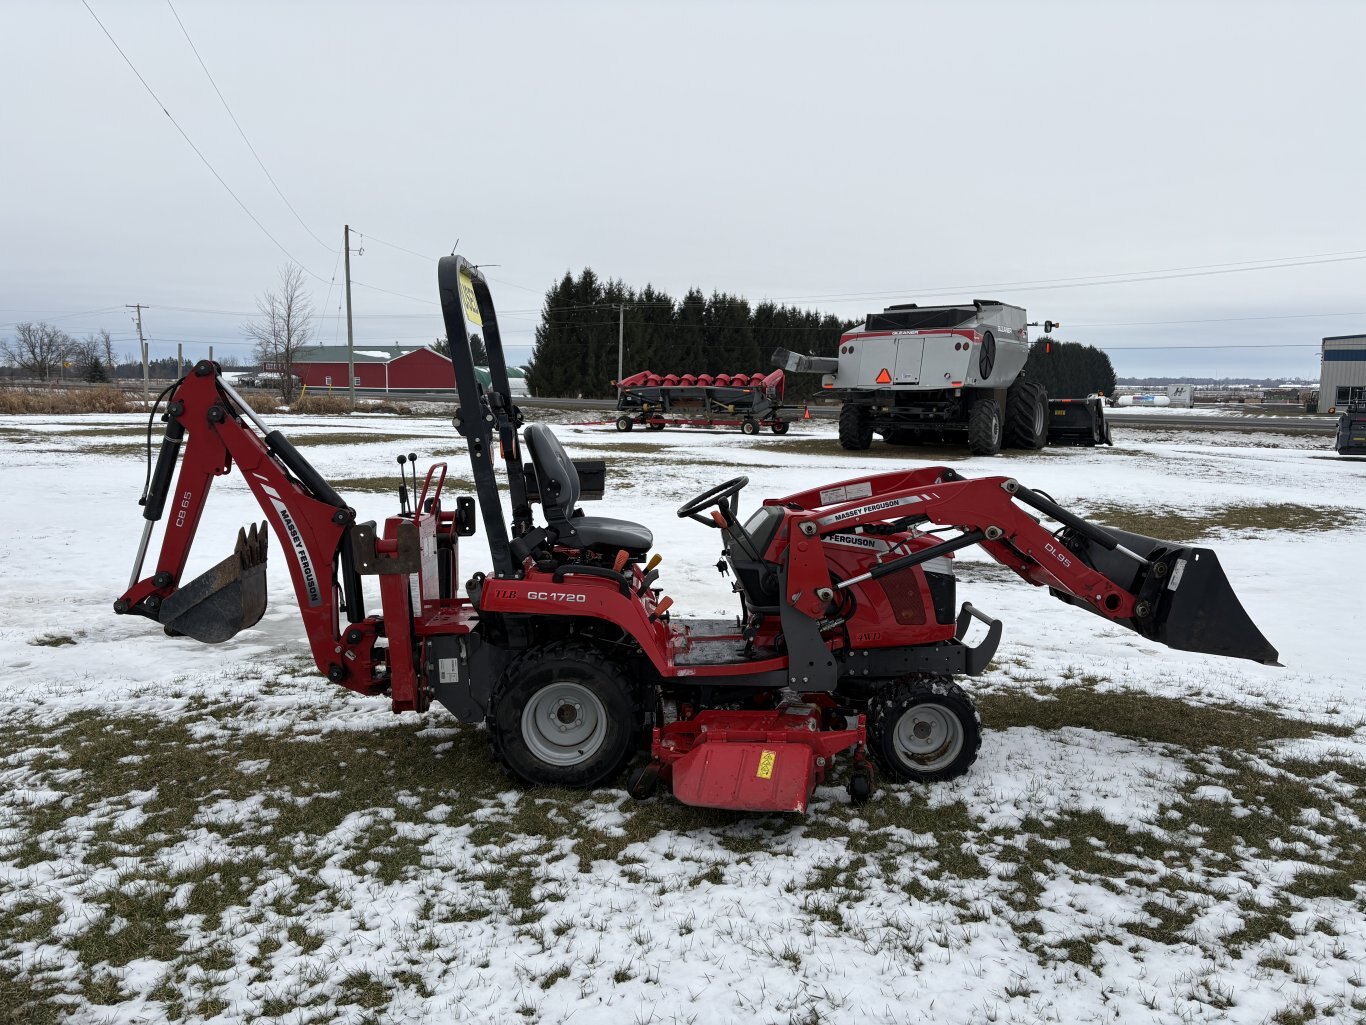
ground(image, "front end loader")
xmin=115 ymin=256 xmax=1278 ymax=814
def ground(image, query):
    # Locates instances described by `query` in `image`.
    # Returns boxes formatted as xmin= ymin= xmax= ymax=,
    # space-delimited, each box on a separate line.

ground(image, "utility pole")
xmin=617 ymin=303 xmax=624 ymax=393
xmin=127 ymin=303 xmax=148 ymax=405
xmin=344 ymin=224 xmax=357 ymax=409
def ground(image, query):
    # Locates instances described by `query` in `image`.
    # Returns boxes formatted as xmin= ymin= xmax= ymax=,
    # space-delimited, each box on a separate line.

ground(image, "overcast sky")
xmin=3 ymin=0 xmax=1363 ymax=379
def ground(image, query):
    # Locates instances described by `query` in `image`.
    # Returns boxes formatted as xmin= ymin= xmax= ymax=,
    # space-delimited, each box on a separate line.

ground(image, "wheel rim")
xmin=1031 ymin=400 xmax=1045 ymax=437
xmin=891 ymin=702 xmax=964 ymax=771
xmin=521 ymin=681 xmax=608 ymax=766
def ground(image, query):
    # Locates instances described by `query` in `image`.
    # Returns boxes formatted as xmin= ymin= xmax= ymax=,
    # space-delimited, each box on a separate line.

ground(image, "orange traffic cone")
xmin=803 ymin=404 xmax=811 ymax=421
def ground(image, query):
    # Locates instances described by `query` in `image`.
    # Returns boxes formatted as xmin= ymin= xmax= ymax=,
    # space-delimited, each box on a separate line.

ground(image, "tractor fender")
xmin=475 ymin=574 xmax=674 ymax=674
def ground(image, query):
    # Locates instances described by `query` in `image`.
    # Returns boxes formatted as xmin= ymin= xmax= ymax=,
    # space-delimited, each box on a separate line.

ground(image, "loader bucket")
xmin=1052 ymin=526 xmax=1280 ymax=665
xmin=159 ymin=523 xmax=268 ymax=644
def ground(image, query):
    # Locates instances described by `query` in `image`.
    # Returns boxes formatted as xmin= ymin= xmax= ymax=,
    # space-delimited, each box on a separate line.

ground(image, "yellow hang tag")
xmin=458 ymin=271 xmax=483 ymax=327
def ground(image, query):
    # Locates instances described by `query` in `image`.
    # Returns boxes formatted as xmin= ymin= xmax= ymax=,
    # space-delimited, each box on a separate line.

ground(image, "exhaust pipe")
xmin=159 ymin=523 xmax=269 ymax=644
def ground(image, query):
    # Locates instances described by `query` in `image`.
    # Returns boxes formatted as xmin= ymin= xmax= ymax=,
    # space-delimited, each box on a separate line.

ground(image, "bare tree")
xmin=243 ymin=264 xmax=314 ymax=401
xmin=1 ymin=322 xmax=73 ymax=380
xmin=73 ymin=330 xmax=115 ymax=383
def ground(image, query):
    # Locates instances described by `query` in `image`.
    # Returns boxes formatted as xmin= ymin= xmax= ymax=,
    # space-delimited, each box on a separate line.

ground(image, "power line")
xmin=349 ymin=279 xmax=440 ymax=305
xmin=80 ymin=0 xmax=327 ymax=283
xmin=352 ymin=231 xmax=432 ymax=262
xmin=350 ymin=230 xmax=545 ymax=297
xmin=751 ymin=247 xmax=1366 ymax=307
xmin=165 ymin=0 xmax=336 ymax=255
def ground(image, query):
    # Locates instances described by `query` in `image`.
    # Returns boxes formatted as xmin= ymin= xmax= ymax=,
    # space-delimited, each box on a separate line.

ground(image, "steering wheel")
xmin=677 ymin=475 xmax=749 ymax=526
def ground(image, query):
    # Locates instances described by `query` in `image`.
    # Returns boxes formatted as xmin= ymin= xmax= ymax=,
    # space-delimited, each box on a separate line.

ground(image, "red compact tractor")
xmin=115 ymin=257 xmax=1278 ymax=813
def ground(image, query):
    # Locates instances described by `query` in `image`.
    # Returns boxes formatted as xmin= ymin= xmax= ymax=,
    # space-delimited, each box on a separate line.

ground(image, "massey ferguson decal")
xmin=816 ymin=494 xmax=930 ymax=528
xmin=260 ymin=483 xmax=322 ymax=607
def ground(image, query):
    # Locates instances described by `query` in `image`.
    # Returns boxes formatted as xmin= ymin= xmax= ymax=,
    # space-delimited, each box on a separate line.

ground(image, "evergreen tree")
xmin=1022 ymin=338 xmax=1117 ymax=398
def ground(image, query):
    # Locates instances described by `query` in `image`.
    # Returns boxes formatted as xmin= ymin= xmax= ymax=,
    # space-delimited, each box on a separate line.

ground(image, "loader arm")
xmin=115 ymin=363 xmax=363 ymax=680
xmin=776 ymin=466 xmax=1279 ymax=665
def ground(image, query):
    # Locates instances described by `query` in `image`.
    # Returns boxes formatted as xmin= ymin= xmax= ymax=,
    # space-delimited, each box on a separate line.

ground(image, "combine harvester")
xmin=775 ymin=301 xmax=1112 ymax=453
xmin=615 ymin=368 xmax=791 ymax=434
xmin=114 ymin=257 xmax=1277 ymax=814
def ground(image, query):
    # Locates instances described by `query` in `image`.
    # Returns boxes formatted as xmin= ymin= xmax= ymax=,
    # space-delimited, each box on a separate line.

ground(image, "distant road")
xmin=358 ymin=390 xmax=1337 ymax=436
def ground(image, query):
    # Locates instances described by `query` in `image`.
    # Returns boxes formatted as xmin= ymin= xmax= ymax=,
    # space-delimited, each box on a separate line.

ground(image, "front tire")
xmin=867 ymin=677 xmax=981 ymax=784
xmin=615 ymin=416 xmax=634 ymax=432
xmin=770 ymin=420 xmax=789 ymax=435
xmin=966 ymin=398 xmax=1002 ymax=456
xmin=741 ymin=417 xmax=759 ymax=435
xmin=1005 ymin=380 xmax=1048 ymax=449
xmin=489 ymin=642 xmax=642 ymax=789
xmin=838 ymin=402 xmax=873 ymax=450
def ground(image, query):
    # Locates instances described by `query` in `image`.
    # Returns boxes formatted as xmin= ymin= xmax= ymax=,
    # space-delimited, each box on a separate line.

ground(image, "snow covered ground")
xmin=2 ymin=411 xmax=1365 ymax=1025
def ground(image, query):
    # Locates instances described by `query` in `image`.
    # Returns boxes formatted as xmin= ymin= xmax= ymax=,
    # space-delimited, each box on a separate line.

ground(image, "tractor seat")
xmin=523 ymin=424 xmax=653 ymax=555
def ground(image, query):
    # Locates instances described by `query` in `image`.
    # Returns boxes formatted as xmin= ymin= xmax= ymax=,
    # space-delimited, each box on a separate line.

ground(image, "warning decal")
xmin=756 ymin=749 xmax=776 ymax=779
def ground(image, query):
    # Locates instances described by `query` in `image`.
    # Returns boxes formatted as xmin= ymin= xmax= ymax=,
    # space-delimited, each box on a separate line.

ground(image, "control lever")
xmin=397 ymin=455 xmax=411 ymax=515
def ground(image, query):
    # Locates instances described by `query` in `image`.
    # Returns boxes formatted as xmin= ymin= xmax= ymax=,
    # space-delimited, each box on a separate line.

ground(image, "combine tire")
xmin=867 ymin=677 xmax=981 ymax=784
xmin=615 ymin=416 xmax=633 ymax=432
xmin=838 ymin=403 xmax=873 ymax=450
xmin=741 ymin=417 xmax=760 ymax=436
xmin=489 ymin=641 xmax=642 ymax=789
xmin=966 ymin=399 xmax=1002 ymax=456
xmin=1005 ymin=380 xmax=1048 ymax=449
xmin=771 ymin=421 xmax=790 ymax=435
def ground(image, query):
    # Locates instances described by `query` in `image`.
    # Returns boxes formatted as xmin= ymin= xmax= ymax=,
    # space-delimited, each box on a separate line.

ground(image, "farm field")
xmin=2 ymin=412 xmax=1365 ymax=1025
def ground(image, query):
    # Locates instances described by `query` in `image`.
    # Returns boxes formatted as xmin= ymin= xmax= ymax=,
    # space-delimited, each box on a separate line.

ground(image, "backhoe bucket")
xmin=1053 ymin=526 xmax=1279 ymax=665
xmin=159 ymin=523 xmax=268 ymax=643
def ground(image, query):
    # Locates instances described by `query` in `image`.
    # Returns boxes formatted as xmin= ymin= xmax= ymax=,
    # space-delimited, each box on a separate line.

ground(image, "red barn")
xmin=289 ymin=345 xmax=456 ymax=392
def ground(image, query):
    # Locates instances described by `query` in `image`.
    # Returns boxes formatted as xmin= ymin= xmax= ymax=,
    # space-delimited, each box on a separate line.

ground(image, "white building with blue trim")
xmin=1319 ymin=334 xmax=1366 ymax=411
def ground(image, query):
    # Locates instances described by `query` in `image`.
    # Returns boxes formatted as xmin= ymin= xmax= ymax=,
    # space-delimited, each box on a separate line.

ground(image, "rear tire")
xmin=867 ymin=677 xmax=981 ymax=784
xmin=741 ymin=417 xmax=759 ymax=435
xmin=647 ymin=420 xmax=666 ymax=431
xmin=489 ymin=641 xmax=642 ymax=789
xmin=966 ymin=399 xmax=1002 ymax=456
xmin=771 ymin=420 xmax=790 ymax=435
xmin=615 ymin=416 xmax=633 ymax=432
xmin=838 ymin=402 xmax=873 ymax=450
xmin=1005 ymin=380 xmax=1048 ymax=449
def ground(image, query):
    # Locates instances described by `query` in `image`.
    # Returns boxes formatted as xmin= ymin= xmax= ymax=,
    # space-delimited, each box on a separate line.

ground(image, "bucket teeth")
xmin=238 ymin=522 xmax=268 ymax=570
xmin=158 ymin=521 xmax=270 ymax=644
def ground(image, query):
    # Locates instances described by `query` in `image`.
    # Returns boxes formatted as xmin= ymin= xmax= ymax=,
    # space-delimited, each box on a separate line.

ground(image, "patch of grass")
xmin=0 ymin=964 xmax=64 ymax=1025
xmin=338 ymin=970 xmax=392 ymax=1010
xmin=28 ymin=633 xmax=75 ymax=647
xmin=977 ymin=687 xmax=1350 ymax=752
xmin=0 ymin=385 xmax=132 ymax=414
xmin=327 ymin=474 xmax=474 ymax=496
xmin=1083 ymin=501 xmax=1359 ymax=540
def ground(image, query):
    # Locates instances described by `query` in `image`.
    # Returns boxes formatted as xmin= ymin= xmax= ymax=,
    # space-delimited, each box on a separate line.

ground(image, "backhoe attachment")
xmin=158 ymin=523 xmax=269 ymax=643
